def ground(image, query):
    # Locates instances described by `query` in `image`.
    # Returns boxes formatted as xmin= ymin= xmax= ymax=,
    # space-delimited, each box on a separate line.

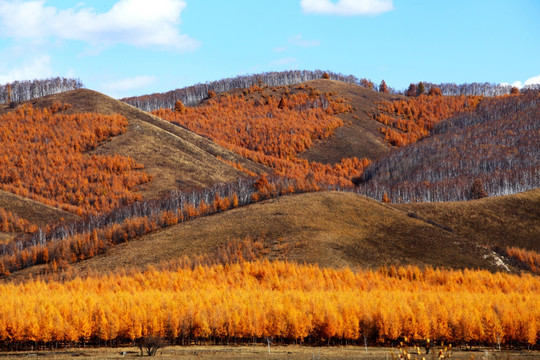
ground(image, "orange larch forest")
xmin=374 ymin=94 xmax=483 ymax=147
xmin=0 ymin=261 xmax=537 ymax=349
xmin=153 ymin=84 xmax=371 ymax=187
xmin=0 ymin=103 xmax=151 ymax=217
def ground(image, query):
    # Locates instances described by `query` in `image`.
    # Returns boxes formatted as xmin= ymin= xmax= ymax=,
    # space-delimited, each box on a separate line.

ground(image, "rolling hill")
xmin=358 ymin=92 xmax=540 ymax=202
xmin=10 ymin=190 xmax=520 ymax=279
xmin=2 ymin=89 xmax=266 ymax=200
xmin=1 ymin=78 xmax=538 ymax=281
xmin=392 ymin=187 xmax=540 ymax=252
xmin=297 ymin=79 xmax=402 ymax=163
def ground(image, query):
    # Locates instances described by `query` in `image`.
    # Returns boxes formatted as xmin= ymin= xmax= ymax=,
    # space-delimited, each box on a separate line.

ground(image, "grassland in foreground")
xmin=0 ymin=345 xmax=538 ymax=360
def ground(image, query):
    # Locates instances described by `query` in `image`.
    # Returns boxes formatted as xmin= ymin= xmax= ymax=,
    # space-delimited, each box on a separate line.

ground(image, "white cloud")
xmin=102 ymin=75 xmax=157 ymax=98
xmin=0 ymin=0 xmax=199 ymax=51
xmin=502 ymin=74 xmax=540 ymax=89
xmin=300 ymin=0 xmax=393 ymax=16
xmin=0 ymin=55 xmax=53 ymax=83
xmin=524 ymin=75 xmax=540 ymax=86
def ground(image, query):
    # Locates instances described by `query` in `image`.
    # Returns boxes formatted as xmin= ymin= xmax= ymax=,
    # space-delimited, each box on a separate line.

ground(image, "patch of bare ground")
xmin=0 ymin=232 xmax=15 ymax=244
xmin=392 ymin=188 xmax=540 ymax=252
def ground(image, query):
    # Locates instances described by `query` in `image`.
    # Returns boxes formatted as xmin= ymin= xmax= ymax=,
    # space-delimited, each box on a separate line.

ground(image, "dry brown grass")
xmin=40 ymin=191 xmax=505 ymax=276
xmin=0 ymin=189 xmax=79 ymax=227
xmin=0 ymin=345 xmax=537 ymax=360
xmin=3 ymin=89 xmax=266 ymax=199
xmin=298 ymin=79 xmax=403 ymax=163
xmin=392 ymin=188 xmax=540 ymax=252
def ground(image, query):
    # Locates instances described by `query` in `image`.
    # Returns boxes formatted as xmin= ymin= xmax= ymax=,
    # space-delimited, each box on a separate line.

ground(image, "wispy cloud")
xmin=0 ymin=0 xmax=199 ymax=51
xmin=102 ymin=75 xmax=157 ymax=98
xmin=274 ymin=34 xmax=320 ymax=52
xmin=300 ymin=0 xmax=394 ymax=16
xmin=0 ymin=55 xmax=53 ymax=83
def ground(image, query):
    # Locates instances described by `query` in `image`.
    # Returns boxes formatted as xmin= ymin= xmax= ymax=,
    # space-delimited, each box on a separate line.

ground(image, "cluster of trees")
xmin=0 ymin=261 xmax=537 ymax=349
xmin=375 ymin=94 xmax=483 ymax=146
xmin=0 ymin=208 xmax=36 ymax=233
xmin=122 ymin=70 xmax=359 ymax=110
xmin=504 ymin=247 xmax=540 ymax=275
xmin=359 ymin=92 xmax=540 ymax=202
xmin=153 ymin=86 xmax=370 ymax=187
xmin=0 ymin=77 xmax=83 ymax=104
xmin=0 ymin=104 xmax=151 ymax=216
xmin=0 ymin=174 xmax=321 ymax=275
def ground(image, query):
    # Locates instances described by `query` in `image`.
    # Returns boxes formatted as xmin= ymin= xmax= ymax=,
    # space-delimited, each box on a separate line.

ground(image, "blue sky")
xmin=0 ymin=0 xmax=539 ymax=98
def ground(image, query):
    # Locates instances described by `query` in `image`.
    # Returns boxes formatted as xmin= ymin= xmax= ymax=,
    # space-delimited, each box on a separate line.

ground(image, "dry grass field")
xmin=392 ymin=188 xmax=540 ymax=252
xmin=0 ymin=345 xmax=538 ymax=360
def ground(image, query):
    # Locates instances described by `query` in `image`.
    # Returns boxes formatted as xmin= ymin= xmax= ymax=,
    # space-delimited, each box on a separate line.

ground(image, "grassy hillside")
xmin=392 ymin=188 xmax=540 ymax=252
xmin=23 ymin=190 xmax=507 ymax=277
xmin=6 ymin=89 xmax=265 ymax=199
xmin=298 ymin=79 xmax=402 ymax=163
xmin=0 ymin=189 xmax=79 ymax=227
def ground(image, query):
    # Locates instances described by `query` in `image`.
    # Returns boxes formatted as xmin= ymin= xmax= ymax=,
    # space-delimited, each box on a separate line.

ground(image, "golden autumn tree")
xmin=379 ymin=80 xmax=389 ymax=93
xmin=174 ymin=100 xmax=187 ymax=114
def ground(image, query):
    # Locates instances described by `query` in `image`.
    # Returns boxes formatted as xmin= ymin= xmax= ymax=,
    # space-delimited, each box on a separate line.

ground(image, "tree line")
xmin=409 ymin=81 xmax=540 ymax=97
xmin=122 ymin=70 xmax=359 ymax=110
xmin=0 ymin=260 xmax=537 ymax=350
xmin=121 ymin=68 xmax=540 ymax=112
xmin=0 ymin=77 xmax=83 ymax=104
xmin=0 ymin=173 xmax=324 ymax=275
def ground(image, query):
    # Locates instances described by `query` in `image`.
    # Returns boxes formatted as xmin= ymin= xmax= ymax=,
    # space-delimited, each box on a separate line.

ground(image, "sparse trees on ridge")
xmin=122 ymin=70 xmax=359 ymax=111
xmin=0 ymin=77 xmax=83 ymax=104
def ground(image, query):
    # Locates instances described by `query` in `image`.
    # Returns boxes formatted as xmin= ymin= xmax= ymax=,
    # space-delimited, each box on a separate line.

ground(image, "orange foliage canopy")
xmin=153 ymin=87 xmax=370 ymax=187
xmin=375 ymin=95 xmax=483 ymax=147
xmin=0 ymin=104 xmax=151 ymax=216
xmin=0 ymin=261 xmax=537 ymax=346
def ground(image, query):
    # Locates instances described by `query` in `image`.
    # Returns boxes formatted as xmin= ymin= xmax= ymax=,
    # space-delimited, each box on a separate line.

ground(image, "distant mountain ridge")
xmin=122 ymin=70 xmax=359 ymax=110
xmin=121 ymin=70 xmax=540 ymax=112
